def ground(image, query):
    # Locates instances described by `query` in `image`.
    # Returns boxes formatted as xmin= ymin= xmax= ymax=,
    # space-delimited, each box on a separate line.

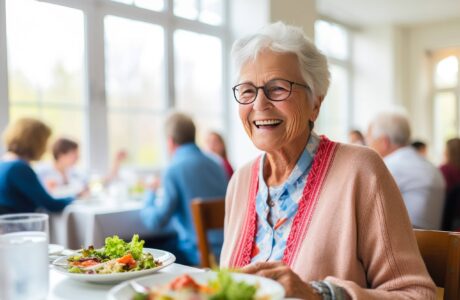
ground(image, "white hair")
xmin=370 ymin=112 xmax=411 ymax=146
xmin=231 ymin=21 xmax=330 ymax=98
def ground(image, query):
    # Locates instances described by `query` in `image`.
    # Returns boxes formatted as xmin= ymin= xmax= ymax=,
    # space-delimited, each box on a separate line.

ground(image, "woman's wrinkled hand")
xmin=240 ymin=261 xmax=321 ymax=300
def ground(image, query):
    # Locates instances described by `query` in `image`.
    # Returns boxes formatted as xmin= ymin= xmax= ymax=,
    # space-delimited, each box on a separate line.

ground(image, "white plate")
xmin=48 ymin=244 xmax=64 ymax=255
xmin=107 ymin=271 xmax=285 ymax=300
xmin=51 ymin=248 xmax=175 ymax=283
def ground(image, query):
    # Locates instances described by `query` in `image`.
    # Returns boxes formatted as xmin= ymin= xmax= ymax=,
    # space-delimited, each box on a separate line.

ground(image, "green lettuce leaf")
xmin=209 ymin=270 xmax=257 ymax=300
xmin=127 ymin=234 xmax=144 ymax=260
xmin=103 ymin=235 xmax=127 ymax=259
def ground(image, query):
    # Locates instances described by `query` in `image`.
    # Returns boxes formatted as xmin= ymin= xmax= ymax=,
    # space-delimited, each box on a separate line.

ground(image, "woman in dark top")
xmin=204 ymin=131 xmax=234 ymax=179
xmin=0 ymin=118 xmax=74 ymax=214
xmin=440 ymin=138 xmax=460 ymax=193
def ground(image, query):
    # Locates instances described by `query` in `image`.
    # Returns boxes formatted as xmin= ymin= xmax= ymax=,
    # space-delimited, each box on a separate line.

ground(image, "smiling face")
xmin=237 ymin=50 xmax=321 ymax=153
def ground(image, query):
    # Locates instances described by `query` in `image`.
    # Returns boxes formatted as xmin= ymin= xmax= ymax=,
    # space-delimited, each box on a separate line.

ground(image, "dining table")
xmin=49 ymin=198 xmax=175 ymax=249
xmin=47 ymin=263 xmax=203 ymax=299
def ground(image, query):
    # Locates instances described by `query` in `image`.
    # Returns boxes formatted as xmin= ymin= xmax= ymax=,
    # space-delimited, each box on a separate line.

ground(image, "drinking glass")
xmin=0 ymin=213 xmax=49 ymax=300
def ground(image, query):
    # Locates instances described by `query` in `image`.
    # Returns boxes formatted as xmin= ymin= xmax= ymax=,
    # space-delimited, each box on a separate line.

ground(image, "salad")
xmin=67 ymin=234 xmax=159 ymax=274
xmin=133 ymin=271 xmax=269 ymax=300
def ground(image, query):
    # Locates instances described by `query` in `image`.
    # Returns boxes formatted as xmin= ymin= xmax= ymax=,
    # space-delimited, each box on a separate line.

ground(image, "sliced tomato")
xmin=70 ymin=259 xmax=99 ymax=267
xmin=169 ymin=274 xmax=201 ymax=291
xmin=116 ymin=254 xmax=137 ymax=268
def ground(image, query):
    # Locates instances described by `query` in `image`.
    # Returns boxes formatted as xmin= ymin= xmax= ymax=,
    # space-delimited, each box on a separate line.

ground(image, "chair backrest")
xmin=191 ymin=197 xmax=225 ymax=268
xmin=414 ymin=229 xmax=460 ymax=300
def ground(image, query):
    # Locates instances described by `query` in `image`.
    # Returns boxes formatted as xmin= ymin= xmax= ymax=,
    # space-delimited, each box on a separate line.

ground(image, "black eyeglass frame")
xmin=232 ymin=78 xmax=310 ymax=105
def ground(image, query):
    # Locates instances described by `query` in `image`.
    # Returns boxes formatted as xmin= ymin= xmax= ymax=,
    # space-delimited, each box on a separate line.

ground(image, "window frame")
xmin=0 ymin=0 xmax=231 ymax=172
xmin=431 ymin=49 xmax=460 ymax=158
xmin=314 ymin=18 xmax=354 ymax=141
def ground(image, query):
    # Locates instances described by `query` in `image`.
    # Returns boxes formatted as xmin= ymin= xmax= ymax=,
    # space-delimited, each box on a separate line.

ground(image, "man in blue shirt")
xmin=140 ymin=112 xmax=228 ymax=266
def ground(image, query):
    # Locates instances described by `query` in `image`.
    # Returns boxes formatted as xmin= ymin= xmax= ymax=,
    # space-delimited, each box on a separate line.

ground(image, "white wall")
xmin=270 ymin=0 xmax=316 ymax=38
xmin=407 ymin=18 xmax=460 ymax=145
xmin=350 ymin=18 xmax=460 ymax=162
xmin=351 ymin=25 xmax=408 ymax=131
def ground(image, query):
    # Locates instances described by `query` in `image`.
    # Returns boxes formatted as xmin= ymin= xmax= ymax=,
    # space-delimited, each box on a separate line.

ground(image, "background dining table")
xmin=47 ymin=263 xmax=203 ymax=299
xmin=49 ymin=198 xmax=175 ymax=249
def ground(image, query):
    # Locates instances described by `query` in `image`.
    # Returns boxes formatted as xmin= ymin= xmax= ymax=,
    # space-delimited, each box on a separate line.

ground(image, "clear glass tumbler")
xmin=0 ymin=213 xmax=49 ymax=300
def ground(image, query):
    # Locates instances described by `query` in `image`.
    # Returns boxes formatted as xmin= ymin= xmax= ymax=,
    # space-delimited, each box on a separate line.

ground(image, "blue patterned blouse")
xmin=251 ymin=132 xmax=320 ymax=262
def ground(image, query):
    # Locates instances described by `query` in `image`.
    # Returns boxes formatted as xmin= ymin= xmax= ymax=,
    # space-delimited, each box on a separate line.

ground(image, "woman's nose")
xmin=252 ymin=89 xmax=272 ymax=111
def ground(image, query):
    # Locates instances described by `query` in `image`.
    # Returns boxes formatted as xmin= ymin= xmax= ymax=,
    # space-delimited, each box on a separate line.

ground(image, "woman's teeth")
xmin=254 ymin=119 xmax=282 ymax=128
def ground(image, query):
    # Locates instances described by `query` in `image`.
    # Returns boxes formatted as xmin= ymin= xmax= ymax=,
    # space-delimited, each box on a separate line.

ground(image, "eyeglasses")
xmin=232 ymin=78 xmax=310 ymax=105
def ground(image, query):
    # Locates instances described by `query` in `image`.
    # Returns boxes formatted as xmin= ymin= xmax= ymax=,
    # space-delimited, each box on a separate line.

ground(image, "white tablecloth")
xmin=50 ymin=200 xmax=172 ymax=249
xmin=47 ymin=263 xmax=202 ymax=300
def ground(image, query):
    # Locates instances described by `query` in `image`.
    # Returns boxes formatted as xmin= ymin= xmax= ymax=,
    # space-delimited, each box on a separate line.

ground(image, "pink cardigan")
xmin=220 ymin=138 xmax=436 ymax=299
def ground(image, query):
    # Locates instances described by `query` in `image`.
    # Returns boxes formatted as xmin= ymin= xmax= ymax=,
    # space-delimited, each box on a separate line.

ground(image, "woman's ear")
xmin=310 ymin=95 xmax=324 ymax=122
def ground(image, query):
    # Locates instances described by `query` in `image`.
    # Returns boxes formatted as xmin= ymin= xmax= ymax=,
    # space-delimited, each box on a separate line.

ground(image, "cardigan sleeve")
xmin=325 ymin=151 xmax=436 ymax=300
xmin=220 ymin=160 xmax=254 ymax=267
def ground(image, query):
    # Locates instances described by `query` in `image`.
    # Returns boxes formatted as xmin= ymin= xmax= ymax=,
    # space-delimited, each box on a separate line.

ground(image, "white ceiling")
xmin=317 ymin=0 xmax=460 ymax=27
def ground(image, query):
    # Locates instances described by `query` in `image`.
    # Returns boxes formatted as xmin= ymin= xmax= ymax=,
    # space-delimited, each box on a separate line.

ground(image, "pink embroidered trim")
xmin=229 ymin=157 xmax=260 ymax=268
xmin=283 ymin=136 xmax=338 ymax=266
xmin=230 ymin=137 xmax=338 ymax=268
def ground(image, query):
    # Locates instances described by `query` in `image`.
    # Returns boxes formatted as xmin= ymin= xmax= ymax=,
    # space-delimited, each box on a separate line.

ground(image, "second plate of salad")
xmin=51 ymin=234 xmax=175 ymax=283
xmin=108 ymin=270 xmax=285 ymax=300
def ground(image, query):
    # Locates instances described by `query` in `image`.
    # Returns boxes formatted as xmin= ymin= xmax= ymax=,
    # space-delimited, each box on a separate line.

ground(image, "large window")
xmin=1 ymin=0 xmax=228 ymax=171
xmin=174 ymin=30 xmax=223 ymax=143
xmin=6 ymin=0 xmax=86 ymax=160
xmin=432 ymin=51 xmax=460 ymax=157
xmin=174 ymin=0 xmax=223 ymax=25
xmin=105 ymin=16 xmax=166 ymax=167
xmin=314 ymin=20 xmax=352 ymax=142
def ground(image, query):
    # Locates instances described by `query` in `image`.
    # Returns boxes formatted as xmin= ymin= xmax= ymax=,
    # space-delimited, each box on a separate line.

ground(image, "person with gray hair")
xmin=140 ymin=112 xmax=228 ymax=266
xmin=220 ymin=22 xmax=435 ymax=299
xmin=367 ymin=111 xmax=445 ymax=230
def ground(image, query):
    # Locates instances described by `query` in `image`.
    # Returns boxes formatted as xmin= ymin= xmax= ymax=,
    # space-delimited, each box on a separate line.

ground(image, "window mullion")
xmin=34 ymin=0 xmax=92 ymax=10
xmin=0 ymin=0 xmax=8 ymax=151
xmin=196 ymin=0 xmax=201 ymax=21
xmin=222 ymin=0 xmax=230 ymax=145
xmin=166 ymin=30 xmax=175 ymax=108
xmin=98 ymin=0 xmax=168 ymax=27
xmin=86 ymin=3 xmax=109 ymax=173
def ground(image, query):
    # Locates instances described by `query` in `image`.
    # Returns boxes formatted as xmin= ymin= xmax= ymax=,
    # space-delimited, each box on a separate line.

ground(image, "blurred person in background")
xmin=0 ymin=118 xmax=74 ymax=214
xmin=440 ymin=138 xmax=460 ymax=193
xmin=348 ymin=129 xmax=366 ymax=145
xmin=35 ymin=137 xmax=127 ymax=198
xmin=35 ymin=137 xmax=87 ymax=197
xmin=221 ymin=22 xmax=435 ymax=299
xmin=367 ymin=112 xmax=445 ymax=229
xmin=204 ymin=131 xmax=234 ymax=179
xmin=140 ymin=112 xmax=228 ymax=266
xmin=439 ymin=138 xmax=460 ymax=230
xmin=411 ymin=140 xmax=427 ymax=157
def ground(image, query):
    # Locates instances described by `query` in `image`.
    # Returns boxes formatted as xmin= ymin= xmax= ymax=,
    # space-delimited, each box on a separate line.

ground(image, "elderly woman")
xmin=220 ymin=22 xmax=435 ymax=299
xmin=0 ymin=118 xmax=74 ymax=214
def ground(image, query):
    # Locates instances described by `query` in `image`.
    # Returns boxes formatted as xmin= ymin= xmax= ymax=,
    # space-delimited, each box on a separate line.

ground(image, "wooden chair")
xmin=191 ymin=197 xmax=225 ymax=268
xmin=414 ymin=229 xmax=460 ymax=300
